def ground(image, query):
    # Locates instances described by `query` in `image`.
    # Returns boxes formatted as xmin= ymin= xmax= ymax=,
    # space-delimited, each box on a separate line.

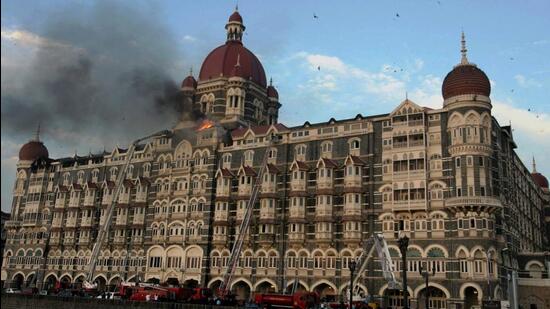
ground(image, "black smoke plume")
xmin=1 ymin=1 xmax=197 ymax=152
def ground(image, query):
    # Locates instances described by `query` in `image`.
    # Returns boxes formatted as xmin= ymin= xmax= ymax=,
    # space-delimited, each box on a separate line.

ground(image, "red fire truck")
xmin=255 ymin=292 xmax=320 ymax=309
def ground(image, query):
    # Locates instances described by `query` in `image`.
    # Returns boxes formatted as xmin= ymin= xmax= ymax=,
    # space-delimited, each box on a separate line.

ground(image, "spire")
xmin=533 ymin=156 xmax=537 ymax=173
xmin=460 ymin=31 xmax=469 ymax=65
xmin=269 ymin=77 xmax=273 ymax=86
xmin=33 ymin=122 xmax=41 ymax=141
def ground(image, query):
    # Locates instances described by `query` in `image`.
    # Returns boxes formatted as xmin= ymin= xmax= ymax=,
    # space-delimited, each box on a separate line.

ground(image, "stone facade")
xmin=2 ymin=8 xmax=549 ymax=309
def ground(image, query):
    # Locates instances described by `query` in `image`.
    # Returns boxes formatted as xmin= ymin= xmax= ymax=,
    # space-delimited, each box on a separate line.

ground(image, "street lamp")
xmin=349 ymin=259 xmax=357 ymax=309
xmin=419 ymin=265 xmax=435 ymax=309
xmin=398 ymin=234 xmax=409 ymax=309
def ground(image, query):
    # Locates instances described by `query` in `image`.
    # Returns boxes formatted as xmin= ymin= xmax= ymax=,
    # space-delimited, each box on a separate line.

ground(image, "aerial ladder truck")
xmin=342 ymin=233 xmax=399 ymax=306
xmin=216 ymin=134 xmax=282 ymax=301
xmin=83 ymin=130 xmax=171 ymax=289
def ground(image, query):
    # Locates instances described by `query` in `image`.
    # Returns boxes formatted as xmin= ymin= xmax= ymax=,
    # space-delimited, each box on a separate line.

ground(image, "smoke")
xmin=1 ymin=1 xmax=197 ymax=152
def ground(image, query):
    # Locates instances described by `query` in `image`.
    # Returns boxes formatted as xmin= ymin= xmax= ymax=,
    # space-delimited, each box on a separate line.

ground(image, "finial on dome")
xmin=269 ymin=77 xmax=273 ymax=86
xmin=235 ymin=3 xmax=238 ymax=11
xmin=533 ymin=156 xmax=537 ymax=173
xmin=189 ymin=67 xmax=193 ymax=76
xmin=34 ymin=122 xmax=41 ymax=142
xmin=405 ymin=91 xmax=408 ymax=100
xmin=461 ymin=31 xmax=469 ymax=65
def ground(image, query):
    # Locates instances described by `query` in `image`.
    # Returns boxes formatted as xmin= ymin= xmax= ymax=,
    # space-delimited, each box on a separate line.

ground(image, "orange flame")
xmin=197 ymin=119 xmax=215 ymax=131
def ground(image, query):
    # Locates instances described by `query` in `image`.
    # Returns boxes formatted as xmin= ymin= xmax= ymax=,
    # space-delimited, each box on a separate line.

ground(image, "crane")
xmin=218 ymin=134 xmax=282 ymax=296
xmin=347 ymin=233 xmax=399 ymax=302
xmin=84 ymin=130 xmax=171 ymax=287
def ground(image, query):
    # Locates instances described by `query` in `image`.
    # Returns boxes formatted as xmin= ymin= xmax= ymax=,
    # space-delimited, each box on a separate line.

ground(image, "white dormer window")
xmin=91 ymin=170 xmax=99 ymax=182
xmin=127 ymin=165 xmax=134 ymax=179
xmin=222 ymin=153 xmax=232 ymax=169
xmin=295 ymin=144 xmax=307 ymax=161
xmin=63 ymin=173 xmax=71 ymax=185
xmin=143 ymin=163 xmax=151 ymax=177
xmin=77 ymin=171 xmax=85 ymax=184
xmin=349 ymin=138 xmax=361 ymax=156
xmin=244 ymin=150 xmax=254 ymax=166
xmin=109 ymin=167 xmax=118 ymax=181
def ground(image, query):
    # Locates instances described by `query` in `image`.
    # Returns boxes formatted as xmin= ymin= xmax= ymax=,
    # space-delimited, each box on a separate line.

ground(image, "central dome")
xmin=442 ymin=64 xmax=491 ymax=99
xmin=199 ymin=41 xmax=267 ymax=88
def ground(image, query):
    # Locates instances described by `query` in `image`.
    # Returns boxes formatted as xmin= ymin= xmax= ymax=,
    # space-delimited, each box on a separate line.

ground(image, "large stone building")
xmin=2 ymin=8 xmax=549 ymax=309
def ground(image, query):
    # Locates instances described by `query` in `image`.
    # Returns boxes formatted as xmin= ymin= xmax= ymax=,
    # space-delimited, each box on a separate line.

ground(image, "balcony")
xmin=214 ymin=211 xmax=228 ymax=222
xmin=315 ymin=205 xmax=332 ymax=218
xmin=343 ymin=204 xmax=361 ymax=217
xmin=217 ymin=185 xmax=230 ymax=197
xmin=289 ymin=206 xmax=305 ymax=219
xmin=390 ymin=200 xmax=427 ymax=211
xmin=343 ymin=231 xmax=361 ymax=241
xmin=445 ymin=196 xmax=502 ymax=210
xmin=288 ymin=232 xmax=305 ymax=243
xmin=344 ymin=176 xmax=361 ymax=188
xmin=261 ymin=183 xmax=277 ymax=194
xmin=81 ymin=217 xmax=93 ymax=227
xmin=290 ymin=180 xmax=306 ymax=192
xmin=68 ymin=197 xmax=80 ymax=208
xmin=66 ymin=219 xmax=78 ymax=228
xmin=135 ymin=193 xmax=147 ymax=203
xmin=316 ymin=178 xmax=333 ymax=190
xmin=54 ymin=199 xmax=66 ymax=209
xmin=259 ymin=208 xmax=275 ymax=220
xmin=238 ymin=185 xmax=252 ymax=196
xmin=213 ymin=234 xmax=227 ymax=244
xmin=315 ymin=232 xmax=332 ymax=242
xmin=132 ymin=215 xmax=145 ymax=225
xmin=83 ymin=197 xmax=95 ymax=207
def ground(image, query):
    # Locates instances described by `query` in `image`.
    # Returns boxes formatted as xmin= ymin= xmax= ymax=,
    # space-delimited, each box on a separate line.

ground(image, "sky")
xmin=1 ymin=0 xmax=549 ymax=212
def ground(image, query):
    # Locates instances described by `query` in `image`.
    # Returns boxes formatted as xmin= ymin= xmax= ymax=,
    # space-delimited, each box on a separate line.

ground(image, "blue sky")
xmin=1 ymin=0 xmax=549 ymax=212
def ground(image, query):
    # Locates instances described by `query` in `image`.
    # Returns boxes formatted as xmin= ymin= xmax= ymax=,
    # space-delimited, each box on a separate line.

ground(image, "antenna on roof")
xmin=34 ymin=122 xmax=41 ymax=141
xmin=461 ymin=30 xmax=469 ymax=64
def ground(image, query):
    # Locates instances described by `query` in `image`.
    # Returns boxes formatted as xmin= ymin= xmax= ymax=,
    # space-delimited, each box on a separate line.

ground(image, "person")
xmin=146 ymin=294 xmax=151 ymax=301
xmin=154 ymin=294 xmax=158 ymax=301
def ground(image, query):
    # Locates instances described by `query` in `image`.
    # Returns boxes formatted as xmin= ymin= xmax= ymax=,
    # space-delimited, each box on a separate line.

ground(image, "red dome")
xmin=532 ymin=173 xmax=549 ymax=189
xmin=181 ymin=75 xmax=197 ymax=89
xmin=199 ymin=41 xmax=267 ymax=87
xmin=229 ymin=11 xmax=243 ymax=23
xmin=442 ymin=64 xmax=491 ymax=99
xmin=19 ymin=141 xmax=49 ymax=161
xmin=267 ymin=85 xmax=278 ymax=99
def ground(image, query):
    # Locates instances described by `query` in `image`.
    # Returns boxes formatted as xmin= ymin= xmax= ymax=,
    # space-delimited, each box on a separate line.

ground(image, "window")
xmin=478 ymin=157 xmax=484 ymax=167
xmin=350 ymin=139 xmax=360 ymax=150
xmin=455 ymin=158 xmax=461 ymax=168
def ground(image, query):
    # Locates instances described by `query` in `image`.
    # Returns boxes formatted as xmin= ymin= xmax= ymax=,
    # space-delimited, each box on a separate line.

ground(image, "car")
xmin=5 ymin=288 xmax=20 ymax=294
xmin=96 ymin=291 xmax=121 ymax=300
xmin=20 ymin=287 xmax=38 ymax=295
xmin=56 ymin=290 xmax=74 ymax=297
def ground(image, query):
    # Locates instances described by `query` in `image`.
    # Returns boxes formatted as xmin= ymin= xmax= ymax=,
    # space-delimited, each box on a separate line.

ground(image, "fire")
xmin=197 ymin=119 xmax=215 ymax=131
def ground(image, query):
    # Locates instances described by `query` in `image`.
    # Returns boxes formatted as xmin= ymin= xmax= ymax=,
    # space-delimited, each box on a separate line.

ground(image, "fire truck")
xmin=255 ymin=292 xmax=320 ymax=309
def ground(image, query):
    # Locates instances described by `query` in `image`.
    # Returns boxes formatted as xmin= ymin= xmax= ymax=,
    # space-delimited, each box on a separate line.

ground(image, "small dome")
xmin=442 ymin=64 xmax=491 ymax=99
xmin=532 ymin=173 xmax=549 ymax=189
xmin=181 ymin=75 xmax=197 ymax=89
xmin=19 ymin=141 xmax=49 ymax=161
xmin=229 ymin=11 xmax=243 ymax=23
xmin=267 ymin=85 xmax=278 ymax=99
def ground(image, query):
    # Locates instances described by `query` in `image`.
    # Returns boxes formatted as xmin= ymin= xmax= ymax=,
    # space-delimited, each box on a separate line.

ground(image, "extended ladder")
xmin=84 ymin=130 xmax=170 ymax=285
xmin=219 ymin=135 xmax=280 ymax=294
xmin=349 ymin=234 xmax=399 ymax=300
